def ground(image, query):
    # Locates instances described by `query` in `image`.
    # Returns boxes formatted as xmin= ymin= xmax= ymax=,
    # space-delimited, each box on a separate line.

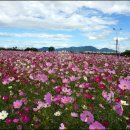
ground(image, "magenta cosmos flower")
xmin=118 ymin=79 xmax=130 ymax=90
xmin=13 ymin=100 xmax=23 ymax=109
xmin=54 ymin=86 xmax=62 ymax=93
xmin=2 ymin=95 xmax=9 ymax=102
xmin=94 ymin=76 xmax=101 ymax=83
xmin=5 ymin=118 xmax=12 ymax=124
xmin=80 ymin=110 xmax=94 ymax=124
xmin=89 ymin=121 xmax=105 ymax=130
xmin=20 ymin=113 xmax=30 ymax=123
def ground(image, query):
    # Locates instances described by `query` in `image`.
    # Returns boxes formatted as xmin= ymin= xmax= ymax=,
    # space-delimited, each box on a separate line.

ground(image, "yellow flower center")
xmin=124 ymin=84 xmax=127 ymax=88
xmin=16 ymin=103 xmax=19 ymax=107
xmin=64 ymin=99 xmax=68 ymax=103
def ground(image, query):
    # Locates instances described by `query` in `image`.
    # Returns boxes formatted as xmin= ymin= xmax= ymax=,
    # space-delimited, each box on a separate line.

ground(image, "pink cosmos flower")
xmin=72 ymin=67 xmax=77 ymax=72
xmin=36 ymin=101 xmax=50 ymax=110
xmin=61 ymin=96 xmax=72 ymax=104
xmin=70 ymin=76 xmax=79 ymax=82
xmin=113 ymin=102 xmax=123 ymax=116
xmin=51 ymin=79 xmax=55 ymax=83
xmin=2 ymin=77 xmax=11 ymax=85
xmin=62 ymin=87 xmax=72 ymax=95
xmin=36 ymin=101 xmax=45 ymax=109
xmin=89 ymin=121 xmax=105 ymax=130
xmin=102 ymin=90 xmax=114 ymax=103
xmin=13 ymin=118 xmax=19 ymax=123
xmin=84 ymin=63 xmax=88 ymax=70
xmin=48 ymin=69 xmax=55 ymax=74
xmin=21 ymin=97 xmax=28 ymax=104
xmin=62 ymin=78 xmax=69 ymax=84
xmin=44 ymin=92 xmax=52 ymax=105
xmin=46 ymin=62 xmax=52 ymax=67
xmin=102 ymin=90 xmax=107 ymax=98
xmin=71 ymin=112 xmax=78 ymax=117
xmin=2 ymin=76 xmax=15 ymax=85
xmin=53 ymin=95 xmax=62 ymax=104
xmin=33 ymin=108 xmax=39 ymax=112
xmin=59 ymin=123 xmax=66 ymax=130
xmin=118 ymin=79 xmax=130 ymax=90
xmin=13 ymin=100 xmax=23 ymax=109
xmin=19 ymin=90 xmax=26 ymax=96
xmin=35 ymin=74 xmax=48 ymax=83
xmin=80 ymin=110 xmax=94 ymax=124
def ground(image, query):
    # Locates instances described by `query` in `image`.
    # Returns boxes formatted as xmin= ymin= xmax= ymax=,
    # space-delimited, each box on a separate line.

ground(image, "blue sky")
xmin=0 ymin=1 xmax=130 ymax=51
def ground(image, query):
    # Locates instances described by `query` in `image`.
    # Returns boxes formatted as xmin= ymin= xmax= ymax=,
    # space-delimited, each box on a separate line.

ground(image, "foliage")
xmin=48 ymin=47 xmax=55 ymax=52
xmin=0 ymin=51 xmax=130 ymax=130
xmin=121 ymin=50 xmax=130 ymax=57
xmin=24 ymin=48 xmax=38 ymax=52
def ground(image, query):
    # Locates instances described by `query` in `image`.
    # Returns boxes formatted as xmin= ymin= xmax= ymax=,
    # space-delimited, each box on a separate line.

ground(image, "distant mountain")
xmin=39 ymin=47 xmax=49 ymax=51
xmin=99 ymin=48 xmax=116 ymax=53
xmin=39 ymin=46 xmax=115 ymax=53
xmin=56 ymin=46 xmax=98 ymax=52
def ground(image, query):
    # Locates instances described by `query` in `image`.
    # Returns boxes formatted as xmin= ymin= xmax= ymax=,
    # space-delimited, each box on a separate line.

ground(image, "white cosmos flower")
xmin=54 ymin=111 xmax=62 ymax=116
xmin=82 ymin=105 xmax=87 ymax=109
xmin=121 ymin=100 xmax=129 ymax=106
xmin=83 ymin=76 xmax=88 ymax=81
xmin=9 ymin=77 xmax=15 ymax=82
xmin=0 ymin=110 xmax=8 ymax=120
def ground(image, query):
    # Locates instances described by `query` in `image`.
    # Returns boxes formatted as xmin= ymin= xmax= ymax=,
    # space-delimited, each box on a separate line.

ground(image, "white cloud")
xmin=0 ymin=40 xmax=72 ymax=49
xmin=79 ymin=1 xmax=130 ymax=15
xmin=0 ymin=1 xmax=129 ymax=50
xmin=113 ymin=37 xmax=130 ymax=41
xmin=0 ymin=32 xmax=72 ymax=41
xmin=85 ymin=30 xmax=111 ymax=40
xmin=0 ymin=1 xmax=118 ymax=31
xmin=89 ymin=36 xmax=98 ymax=40
xmin=119 ymin=43 xmax=130 ymax=52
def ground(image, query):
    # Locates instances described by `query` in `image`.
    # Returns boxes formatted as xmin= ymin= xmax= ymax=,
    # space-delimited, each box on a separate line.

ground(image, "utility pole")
xmin=113 ymin=28 xmax=122 ymax=56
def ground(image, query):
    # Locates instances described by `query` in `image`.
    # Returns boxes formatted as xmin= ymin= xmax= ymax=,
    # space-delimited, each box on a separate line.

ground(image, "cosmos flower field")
xmin=0 ymin=50 xmax=130 ymax=130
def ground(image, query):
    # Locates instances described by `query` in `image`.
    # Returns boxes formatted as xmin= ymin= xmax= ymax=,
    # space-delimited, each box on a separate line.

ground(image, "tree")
xmin=121 ymin=50 xmax=130 ymax=57
xmin=24 ymin=48 xmax=38 ymax=51
xmin=48 ymin=46 xmax=55 ymax=52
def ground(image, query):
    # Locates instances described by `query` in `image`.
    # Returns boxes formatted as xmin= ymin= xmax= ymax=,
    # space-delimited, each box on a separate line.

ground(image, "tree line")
xmin=0 ymin=46 xmax=55 ymax=52
xmin=0 ymin=46 xmax=130 ymax=57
